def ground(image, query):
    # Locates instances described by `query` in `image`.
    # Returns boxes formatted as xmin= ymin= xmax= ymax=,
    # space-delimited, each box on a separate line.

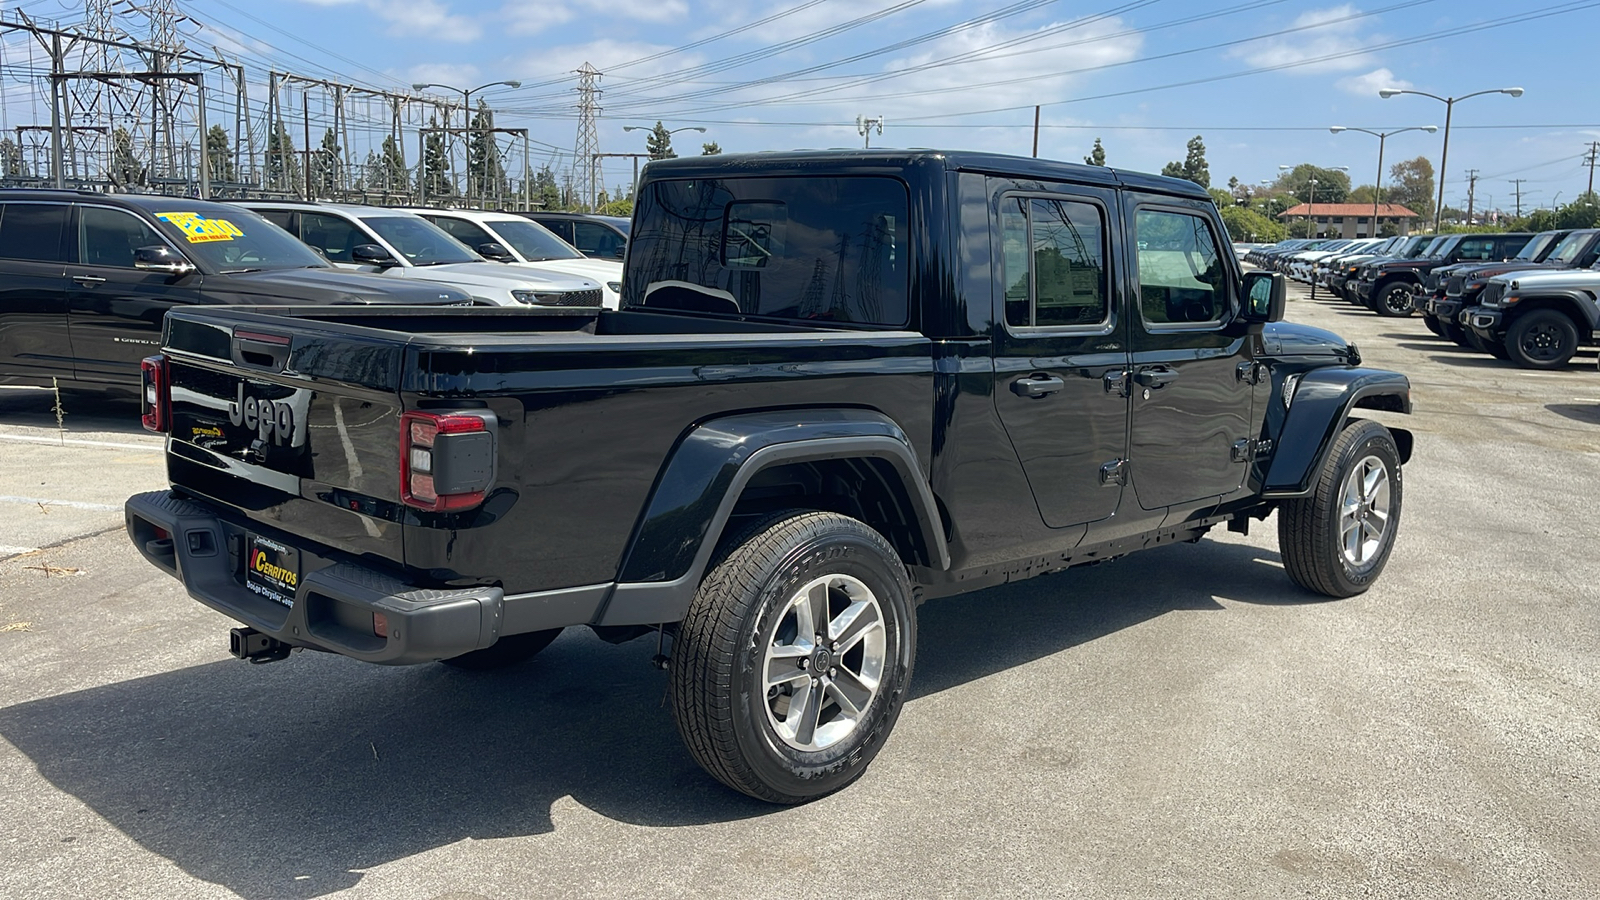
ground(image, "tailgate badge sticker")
xmin=228 ymin=384 xmax=295 ymax=445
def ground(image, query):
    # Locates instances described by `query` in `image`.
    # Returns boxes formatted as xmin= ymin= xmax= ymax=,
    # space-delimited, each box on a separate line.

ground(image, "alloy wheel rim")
xmin=1339 ymin=455 xmax=1392 ymax=567
xmin=761 ymin=573 xmax=887 ymax=752
xmin=1521 ymin=323 xmax=1566 ymax=360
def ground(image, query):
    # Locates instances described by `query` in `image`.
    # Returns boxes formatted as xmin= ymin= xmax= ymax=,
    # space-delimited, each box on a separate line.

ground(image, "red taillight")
xmin=399 ymin=410 xmax=495 ymax=511
xmin=140 ymin=355 xmax=170 ymax=433
xmin=372 ymin=612 xmax=389 ymax=638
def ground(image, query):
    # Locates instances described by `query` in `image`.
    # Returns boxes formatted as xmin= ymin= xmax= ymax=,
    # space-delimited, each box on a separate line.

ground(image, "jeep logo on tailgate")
xmin=227 ymin=383 xmax=295 ymax=445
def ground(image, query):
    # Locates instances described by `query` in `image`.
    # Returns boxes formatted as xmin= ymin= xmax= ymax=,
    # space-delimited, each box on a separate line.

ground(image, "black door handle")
xmin=1011 ymin=375 xmax=1065 ymax=398
xmin=72 ymin=275 xmax=107 ymax=286
xmin=1135 ymin=366 xmax=1179 ymax=389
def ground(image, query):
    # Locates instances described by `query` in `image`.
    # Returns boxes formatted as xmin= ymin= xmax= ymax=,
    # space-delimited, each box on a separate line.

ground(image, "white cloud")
xmin=503 ymin=2 xmax=575 ymax=35
xmin=1337 ymin=67 xmax=1410 ymax=97
xmin=406 ymin=62 xmax=482 ymax=90
xmin=1233 ymin=5 xmax=1379 ymax=74
xmin=293 ymin=0 xmax=480 ymax=41
xmin=575 ymin=0 xmax=687 ymax=24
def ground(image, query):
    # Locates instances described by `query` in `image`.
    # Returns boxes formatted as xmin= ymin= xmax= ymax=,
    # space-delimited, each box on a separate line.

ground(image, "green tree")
xmin=204 ymin=125 xmax=236 ymax=183
xmin=1384 ymin=156 xmax=1434 ymax=221
xmin=1160 ymin=135 xmax=1210 ymax=187
xmin=1221 ymin=205 xmax=1286 ymax=243
xmin=0 ymin=137 xmax=21 ymax=176
xmin=645 ymin=121 xmax=677 ymax=161
xmin=1208 ymin=187 xmax=1235 ymax=209
xmin=308 ymin=128 xmax=341 ymax=196
xmin=467 ymin=100 xmax=507 ymax=201
xmin=379 ymin=135 xmax=408 ymax=194
xmin=109 ymin=127 xmax=144 ymax=185
xmin=531 ymin=163 xmax=563 ymax=210
xmin=265 ymin=120 xmax=300 ymax=194
xmin=701 ymin=141 xmax=722 ymax=155
xmin=1349 ymin=184 xmax=1378 ymax=204
xmin=419 ymin=116 xmax=452 ymax=198
xmin=1084 ymin=137 xmax=1106 ymax=166
xmin=1274 ymin=164 xmax=1351 ymax=204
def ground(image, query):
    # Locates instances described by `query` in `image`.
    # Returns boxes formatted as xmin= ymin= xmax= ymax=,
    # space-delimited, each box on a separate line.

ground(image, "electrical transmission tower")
xmin=574 ymin=63 xmax=602 ymax=210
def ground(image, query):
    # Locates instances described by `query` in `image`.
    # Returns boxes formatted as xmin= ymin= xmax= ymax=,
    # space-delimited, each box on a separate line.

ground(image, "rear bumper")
xmin=126 ymin=490 xmax=504 ymax=665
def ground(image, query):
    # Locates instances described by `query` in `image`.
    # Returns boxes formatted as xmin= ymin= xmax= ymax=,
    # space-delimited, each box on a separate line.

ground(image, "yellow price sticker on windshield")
xmin=157 ymin=211 xmax=244 ymax=243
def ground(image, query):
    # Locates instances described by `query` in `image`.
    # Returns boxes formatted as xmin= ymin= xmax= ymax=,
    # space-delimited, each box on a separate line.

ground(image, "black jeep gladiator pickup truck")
xmin=125 ymin=151 xmax=1413 ymax=803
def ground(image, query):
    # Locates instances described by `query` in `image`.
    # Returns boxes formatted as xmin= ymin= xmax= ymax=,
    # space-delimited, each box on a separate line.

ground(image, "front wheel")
xmin=1375 ymin=282 xmax=1416 ymax=317
xmin=1506 ymin=309 xmax=1579 ymax=370
xmin=671 ymin=511 xmax=915 ymax=803
xmin=1278 ymin=419 xmax=1403 ymax=598
xmin=1422 ymin=314 xmax=1444 ymax=337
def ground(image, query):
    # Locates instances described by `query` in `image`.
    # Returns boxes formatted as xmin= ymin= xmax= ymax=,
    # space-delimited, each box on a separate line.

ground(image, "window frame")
xmin=74 ymin=203 xmax=184 ymax=270
xmin=1132 ymin=203 xmax=1236 ymax=333
xmin=998 ymin=190 xmax=1116 ymax=337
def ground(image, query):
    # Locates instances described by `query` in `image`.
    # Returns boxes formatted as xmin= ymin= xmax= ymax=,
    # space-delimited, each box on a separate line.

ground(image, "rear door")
xmin=1125 ymin=199 xmax=1257 ymax=511
xmin=572 ymin=220 xmax=626 ymax=260
xmin=990 ymin=179 xmax=1129 ymax=529
xmin=424 ymin=214 xmax=496 ymax=256
xmin=67 ymin=204 xmax=202 ymax=384
xmin=0 ymin=201 xmax=74 ymax=381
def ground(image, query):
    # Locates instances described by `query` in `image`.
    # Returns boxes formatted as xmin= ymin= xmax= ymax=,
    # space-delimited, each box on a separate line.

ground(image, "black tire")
xmin=1278 ymin=419 xmax=1403 ymax=598
xmin=1443 ymin=320 xmax=1471 ymax=347
xmin=1505 ymin=308 xmax=1580 ymax=370
xmin=1422 ymin=314 xmax=1444 ymax=337
xmin=1374 ymin=282 xmax=1416 ymax=317
xmin=1461 ymin=326 xmax=1505 ymax=359
xmin=438 ymin=628 xmax=563 ymax=670
xmin=671 ymin=510 xmax=915 ymax=804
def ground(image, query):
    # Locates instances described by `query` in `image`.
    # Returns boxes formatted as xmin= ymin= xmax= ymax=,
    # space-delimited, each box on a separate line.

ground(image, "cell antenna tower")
xmin=575 ymin=62 xmax=602 ymax=211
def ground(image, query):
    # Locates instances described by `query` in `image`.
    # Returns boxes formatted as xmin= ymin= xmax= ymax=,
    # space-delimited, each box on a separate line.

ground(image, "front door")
xmin=1125 ymin=200 xmax=1257 ymax=510
xmin=0 ymin=201 xmax=74 ymax=381
xmin=991 ymin=183 xmax=1130 ymax=529
xmin=66 ymin=205 xmax=202 ymax=384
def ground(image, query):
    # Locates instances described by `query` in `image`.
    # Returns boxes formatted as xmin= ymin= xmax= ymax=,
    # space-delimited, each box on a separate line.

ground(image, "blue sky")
xmin=4 ymin=0 xmax=1598 ymax=212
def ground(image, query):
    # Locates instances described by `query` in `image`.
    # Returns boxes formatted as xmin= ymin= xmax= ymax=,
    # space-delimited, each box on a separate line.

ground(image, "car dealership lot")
xmin=1 ymin=286 xmax=1597 ymax=898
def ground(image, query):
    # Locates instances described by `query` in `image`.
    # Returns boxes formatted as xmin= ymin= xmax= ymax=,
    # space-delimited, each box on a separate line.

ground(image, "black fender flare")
xmin=598 ymin=409 xmax=948 ymax=627
xmin=1506 ymin=292 xmax=1599 ymax=335
xmin=1261 ymin=367 xmax=1414 ymax=498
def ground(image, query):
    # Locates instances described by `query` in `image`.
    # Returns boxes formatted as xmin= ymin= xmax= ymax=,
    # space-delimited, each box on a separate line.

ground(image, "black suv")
xmin=516 ymin=211 xmax=629 ymax=259
xmin=0 ymin=191 xmax=469 ymax=391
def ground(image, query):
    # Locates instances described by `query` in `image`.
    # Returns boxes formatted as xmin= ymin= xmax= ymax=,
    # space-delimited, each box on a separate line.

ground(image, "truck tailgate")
xmin=161 ymin=313 xmax=408 ymax=565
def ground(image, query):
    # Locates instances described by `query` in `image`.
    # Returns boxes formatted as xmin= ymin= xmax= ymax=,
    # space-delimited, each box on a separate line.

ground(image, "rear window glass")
xmin=0 ymin=203 xmax=69 ymax=262
xmin=627 ymin=176 xmax=910 ymax=326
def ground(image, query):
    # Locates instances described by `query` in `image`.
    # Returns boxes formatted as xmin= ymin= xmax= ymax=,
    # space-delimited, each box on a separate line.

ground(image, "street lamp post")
xmin=621 ymin=124 xmax=707 ymax=197
xmin=1330 ymin=125 xmax=1438 ymax=237
xmin=411 ymin=79 xmax=522 ymax=206
xmin=1379 ymin=86 xmax=1522 ymax=233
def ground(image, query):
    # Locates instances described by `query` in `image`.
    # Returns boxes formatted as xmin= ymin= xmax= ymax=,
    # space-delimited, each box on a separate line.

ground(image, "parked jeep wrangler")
xmin=1464 ymin=263 xmax=1600 ymax=368
xmin=126 ymin=151 xmax=1413 ymax=803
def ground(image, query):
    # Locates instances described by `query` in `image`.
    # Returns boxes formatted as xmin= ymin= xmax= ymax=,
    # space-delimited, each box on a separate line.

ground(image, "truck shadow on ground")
xmin=0 ymin=387 xmax=144 ymax=435
xmin=0 ymin=539 xmax=1304 ymax=899
xmin=1545 ymin=403 xmax=1600 ymax=426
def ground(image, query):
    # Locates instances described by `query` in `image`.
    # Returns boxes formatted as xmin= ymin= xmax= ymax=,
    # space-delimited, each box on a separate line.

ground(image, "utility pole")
xmin=856 ymin=114 xmax=884 ymax=149
xmin=1509 ymin=179 xmax=1527 ymax=218
xmin=1032 ymin=105 xmax=1040 ymax=158
xmin=1464 ymin=168 xmax=1480 ymax=225
xmin=574 ymin=63 xmax=603 ymax=211
xmin=1586 ymin=141 xmax=1599 ymax=196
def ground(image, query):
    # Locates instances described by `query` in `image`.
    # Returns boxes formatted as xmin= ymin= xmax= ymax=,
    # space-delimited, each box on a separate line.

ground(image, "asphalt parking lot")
xmin=2 ymin=284 xmax=1597 ymax=900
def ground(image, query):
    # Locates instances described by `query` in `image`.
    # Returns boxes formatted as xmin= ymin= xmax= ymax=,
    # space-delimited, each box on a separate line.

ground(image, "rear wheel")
xmin=439 ymin=628 xmax=562 ymax=670
xmin=671 ymin=510 xmax=915 ymax=803
xmin=1375 ymin=282 xmax=1416 ymax=317
xmin=1506 ymin=308 xmax=1579 ymax=370
xmin=1279 ymin=419 xmax=1403 ymax=598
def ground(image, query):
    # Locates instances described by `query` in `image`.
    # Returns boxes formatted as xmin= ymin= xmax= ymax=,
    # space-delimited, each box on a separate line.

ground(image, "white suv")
xmin=406 ymin=208 xmax=624 ymax=309
xmin=240 ymin=202 xmax=603 ymax=308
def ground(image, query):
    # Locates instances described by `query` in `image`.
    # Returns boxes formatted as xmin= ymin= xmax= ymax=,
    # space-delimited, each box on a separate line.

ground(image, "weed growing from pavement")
xmin=50 ymin=378 xmax=65 ymax=444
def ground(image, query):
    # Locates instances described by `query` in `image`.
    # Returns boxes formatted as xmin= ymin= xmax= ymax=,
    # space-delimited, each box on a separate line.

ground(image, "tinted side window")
xmin=79 ymin=206 xmax=168 ymax=268
xmin=255 ymin=208 xmax=296 ymax=233
xmin=536 ymin=219 xmax=572 ymax=243
xmin=1135 ymin=209 xmax=1228 ymax=326
xmin=629 ymin=176 xmax=910 ymax=326
xmin=430 ymin=216 xmax=492 ymax=248
xmin=0 ymin=203 xmax=69 ymax=262
xmin=1455 ymin=237 xmax=1494 ymax=261
xmin=573 ymin=221 xmax=625 ymax=258
xmin=299 ymin=212 xmax=363 ymax=262
xmin=1000 ymin=196 xmax=1109 ymax=328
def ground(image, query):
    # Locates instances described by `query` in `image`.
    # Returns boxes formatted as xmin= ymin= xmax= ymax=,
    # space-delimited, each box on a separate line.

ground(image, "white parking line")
xmin=0 ymin=495 xmax=124 ymax=512
xmin=0 ymin=434 xmax=161 ymax=452
xmin=0 ymin=545 xmax=39 ymax=557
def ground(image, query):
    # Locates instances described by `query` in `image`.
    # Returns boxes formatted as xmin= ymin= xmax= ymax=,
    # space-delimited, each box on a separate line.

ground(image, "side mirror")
xmin=133 ymin=245 xmax=195 ymax=276
xmin=477 ymin=241 xmax=515 ymax=263
xmin=1241 ymin=271 xmax=1286 ymax=323
xmin=351 ymin=243 xmax=400 ymax=267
